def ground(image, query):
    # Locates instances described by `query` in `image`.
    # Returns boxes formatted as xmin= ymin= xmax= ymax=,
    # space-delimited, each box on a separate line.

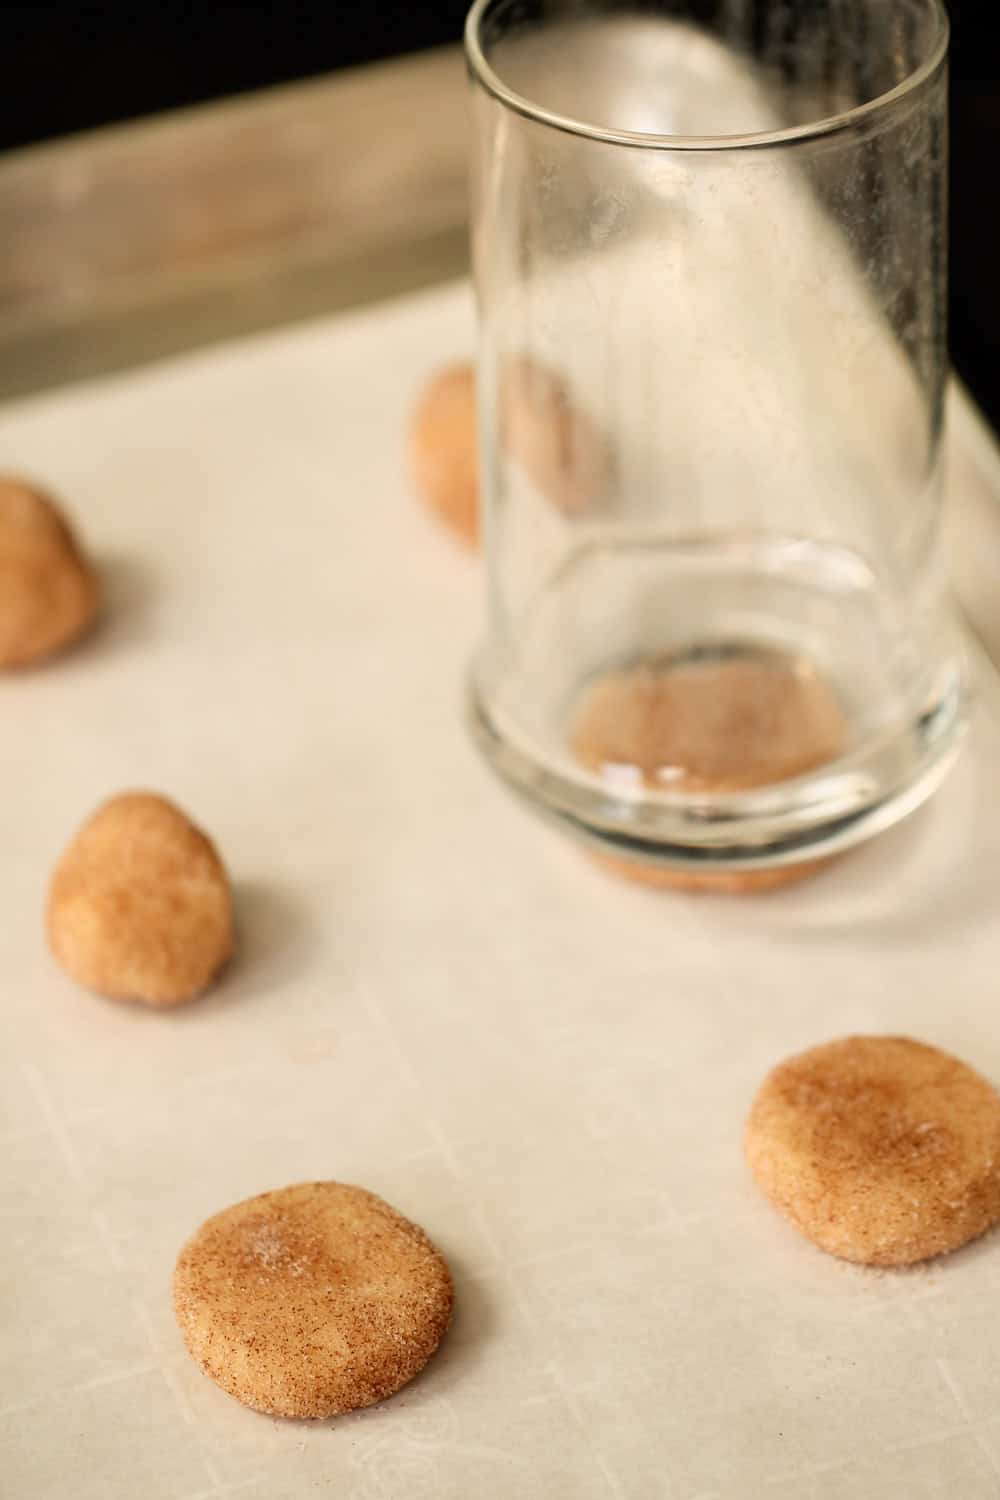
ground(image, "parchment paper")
xmin=3 ymin=282 xmax=1000 ymax=1499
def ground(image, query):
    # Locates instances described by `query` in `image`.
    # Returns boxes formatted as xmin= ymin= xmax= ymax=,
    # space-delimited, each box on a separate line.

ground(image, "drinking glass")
xmin=465 ymin=0 xmax=966 ymax=874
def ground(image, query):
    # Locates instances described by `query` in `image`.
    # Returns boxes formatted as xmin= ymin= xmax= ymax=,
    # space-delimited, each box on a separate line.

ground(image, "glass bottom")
xmin=468 ymin=533 xmax=970 ymax=871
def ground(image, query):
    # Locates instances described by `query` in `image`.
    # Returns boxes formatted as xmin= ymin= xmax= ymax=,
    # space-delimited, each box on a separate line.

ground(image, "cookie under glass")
xmin=465 ymin=0 xmax=968 ymax=875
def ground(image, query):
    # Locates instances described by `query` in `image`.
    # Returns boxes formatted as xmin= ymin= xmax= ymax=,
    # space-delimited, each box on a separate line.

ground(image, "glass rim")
xmin=464 ymin=0 xmax=949 ymax=151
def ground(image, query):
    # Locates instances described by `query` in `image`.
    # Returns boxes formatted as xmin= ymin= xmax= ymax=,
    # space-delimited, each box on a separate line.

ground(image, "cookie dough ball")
xmin=409 ymin=363 xmax=479 ymax=547
xmin=746 ymin=1036 xmax=1000 ymax=1266
xmin=174 ymin=1182 xmax=453 ymax=1418
xmin=500 ymin=354 xmax=608 ymax=517
xmin=409 ymin=357 xmax=607 ymax=545
xmin=47 ymin=792 xmax=233 ymax=1006
xmin=591 ymin=850 xmax=829 ymax=894
xmin=0 ymin=475 xmax=100 ymax=667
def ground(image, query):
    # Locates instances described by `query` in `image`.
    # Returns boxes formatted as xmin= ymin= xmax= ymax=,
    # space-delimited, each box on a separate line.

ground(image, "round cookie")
xmin=174 ymin=1182 xmax=453 ymax=1418
xmin=47 ymin=791 xmax=233 ymax=1007
xmin=409 ymin=363 xmax=479 ymax=547
xmin=572 ymin=651 xmax=846 ymax=893
xmin=746 ymin=1036 xmax=1000 ymax=1266
xmin=0 ymin=475 xmax=100 ymax=667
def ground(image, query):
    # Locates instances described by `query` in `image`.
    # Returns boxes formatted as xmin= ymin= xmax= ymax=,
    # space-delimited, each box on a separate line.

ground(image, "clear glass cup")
xmin=465 ymin=0 xmax=968 ymax=875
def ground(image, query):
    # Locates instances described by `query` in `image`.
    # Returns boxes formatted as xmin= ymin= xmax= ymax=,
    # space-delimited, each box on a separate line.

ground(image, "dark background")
xmin=1 ymin=1 xmax=997 ymax=425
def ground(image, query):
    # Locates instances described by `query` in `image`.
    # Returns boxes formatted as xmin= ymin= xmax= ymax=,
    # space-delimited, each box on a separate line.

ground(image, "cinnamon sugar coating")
xmin=572 ymin=653 xmax=846 ymax=795
xmin=409 ymin=363 xmax=480 ymax=547
xmin=174 ymin=1182 xmax=453 ymax=1419
xmin=499 ymin=354 xmax=607 ymax=517
xmin=573 ymin=652 xmax=846 ymax=893
xmin=592 ymin=851 xmax=829 ymax=894
xmin=47 ymin=792 xmax=233 ymax=1007
xmin=746 ymin=1036 xmax=1000 ymax=1266
xmin=409 ymin=357 xmax=606 ymax=546
xmin=0 ymin=475 xmax=100 ymax=667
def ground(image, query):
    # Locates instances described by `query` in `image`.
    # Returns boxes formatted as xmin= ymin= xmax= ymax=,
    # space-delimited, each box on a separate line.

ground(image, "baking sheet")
xmin=4 ymin=281 xmax=1000 ymax=1499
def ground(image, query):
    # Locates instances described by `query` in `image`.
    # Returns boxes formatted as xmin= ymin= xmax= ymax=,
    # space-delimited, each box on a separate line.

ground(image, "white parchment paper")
xmin=3 ymin=282 xmax=1000 ymax=1499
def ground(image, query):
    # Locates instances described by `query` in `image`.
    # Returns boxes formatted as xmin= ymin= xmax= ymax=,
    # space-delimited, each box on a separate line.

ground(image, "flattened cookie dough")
xmin=174 ymin=1182 xmax=453 ymax=1418
xmin=746 ymin=1036 xmax=1000 ymax=1266
xmin=0 ymin=475 xmax=100 ymax=667
xmin=573 ymin=651 xmax=846 ymax=893
xmin=592 ymin=851 xmax=829 ymax=894
xmin=47 ymin=791 xmax=233 ymax=1007
xmin=572 ymin=652 xmax=846 ymax=795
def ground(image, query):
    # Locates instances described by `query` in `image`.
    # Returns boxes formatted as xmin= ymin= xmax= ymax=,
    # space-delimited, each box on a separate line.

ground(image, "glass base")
xmin=469 ymin=662 xmax=968 ymax=871
xmin=468 ymin=536 xmax=971 ymax=872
